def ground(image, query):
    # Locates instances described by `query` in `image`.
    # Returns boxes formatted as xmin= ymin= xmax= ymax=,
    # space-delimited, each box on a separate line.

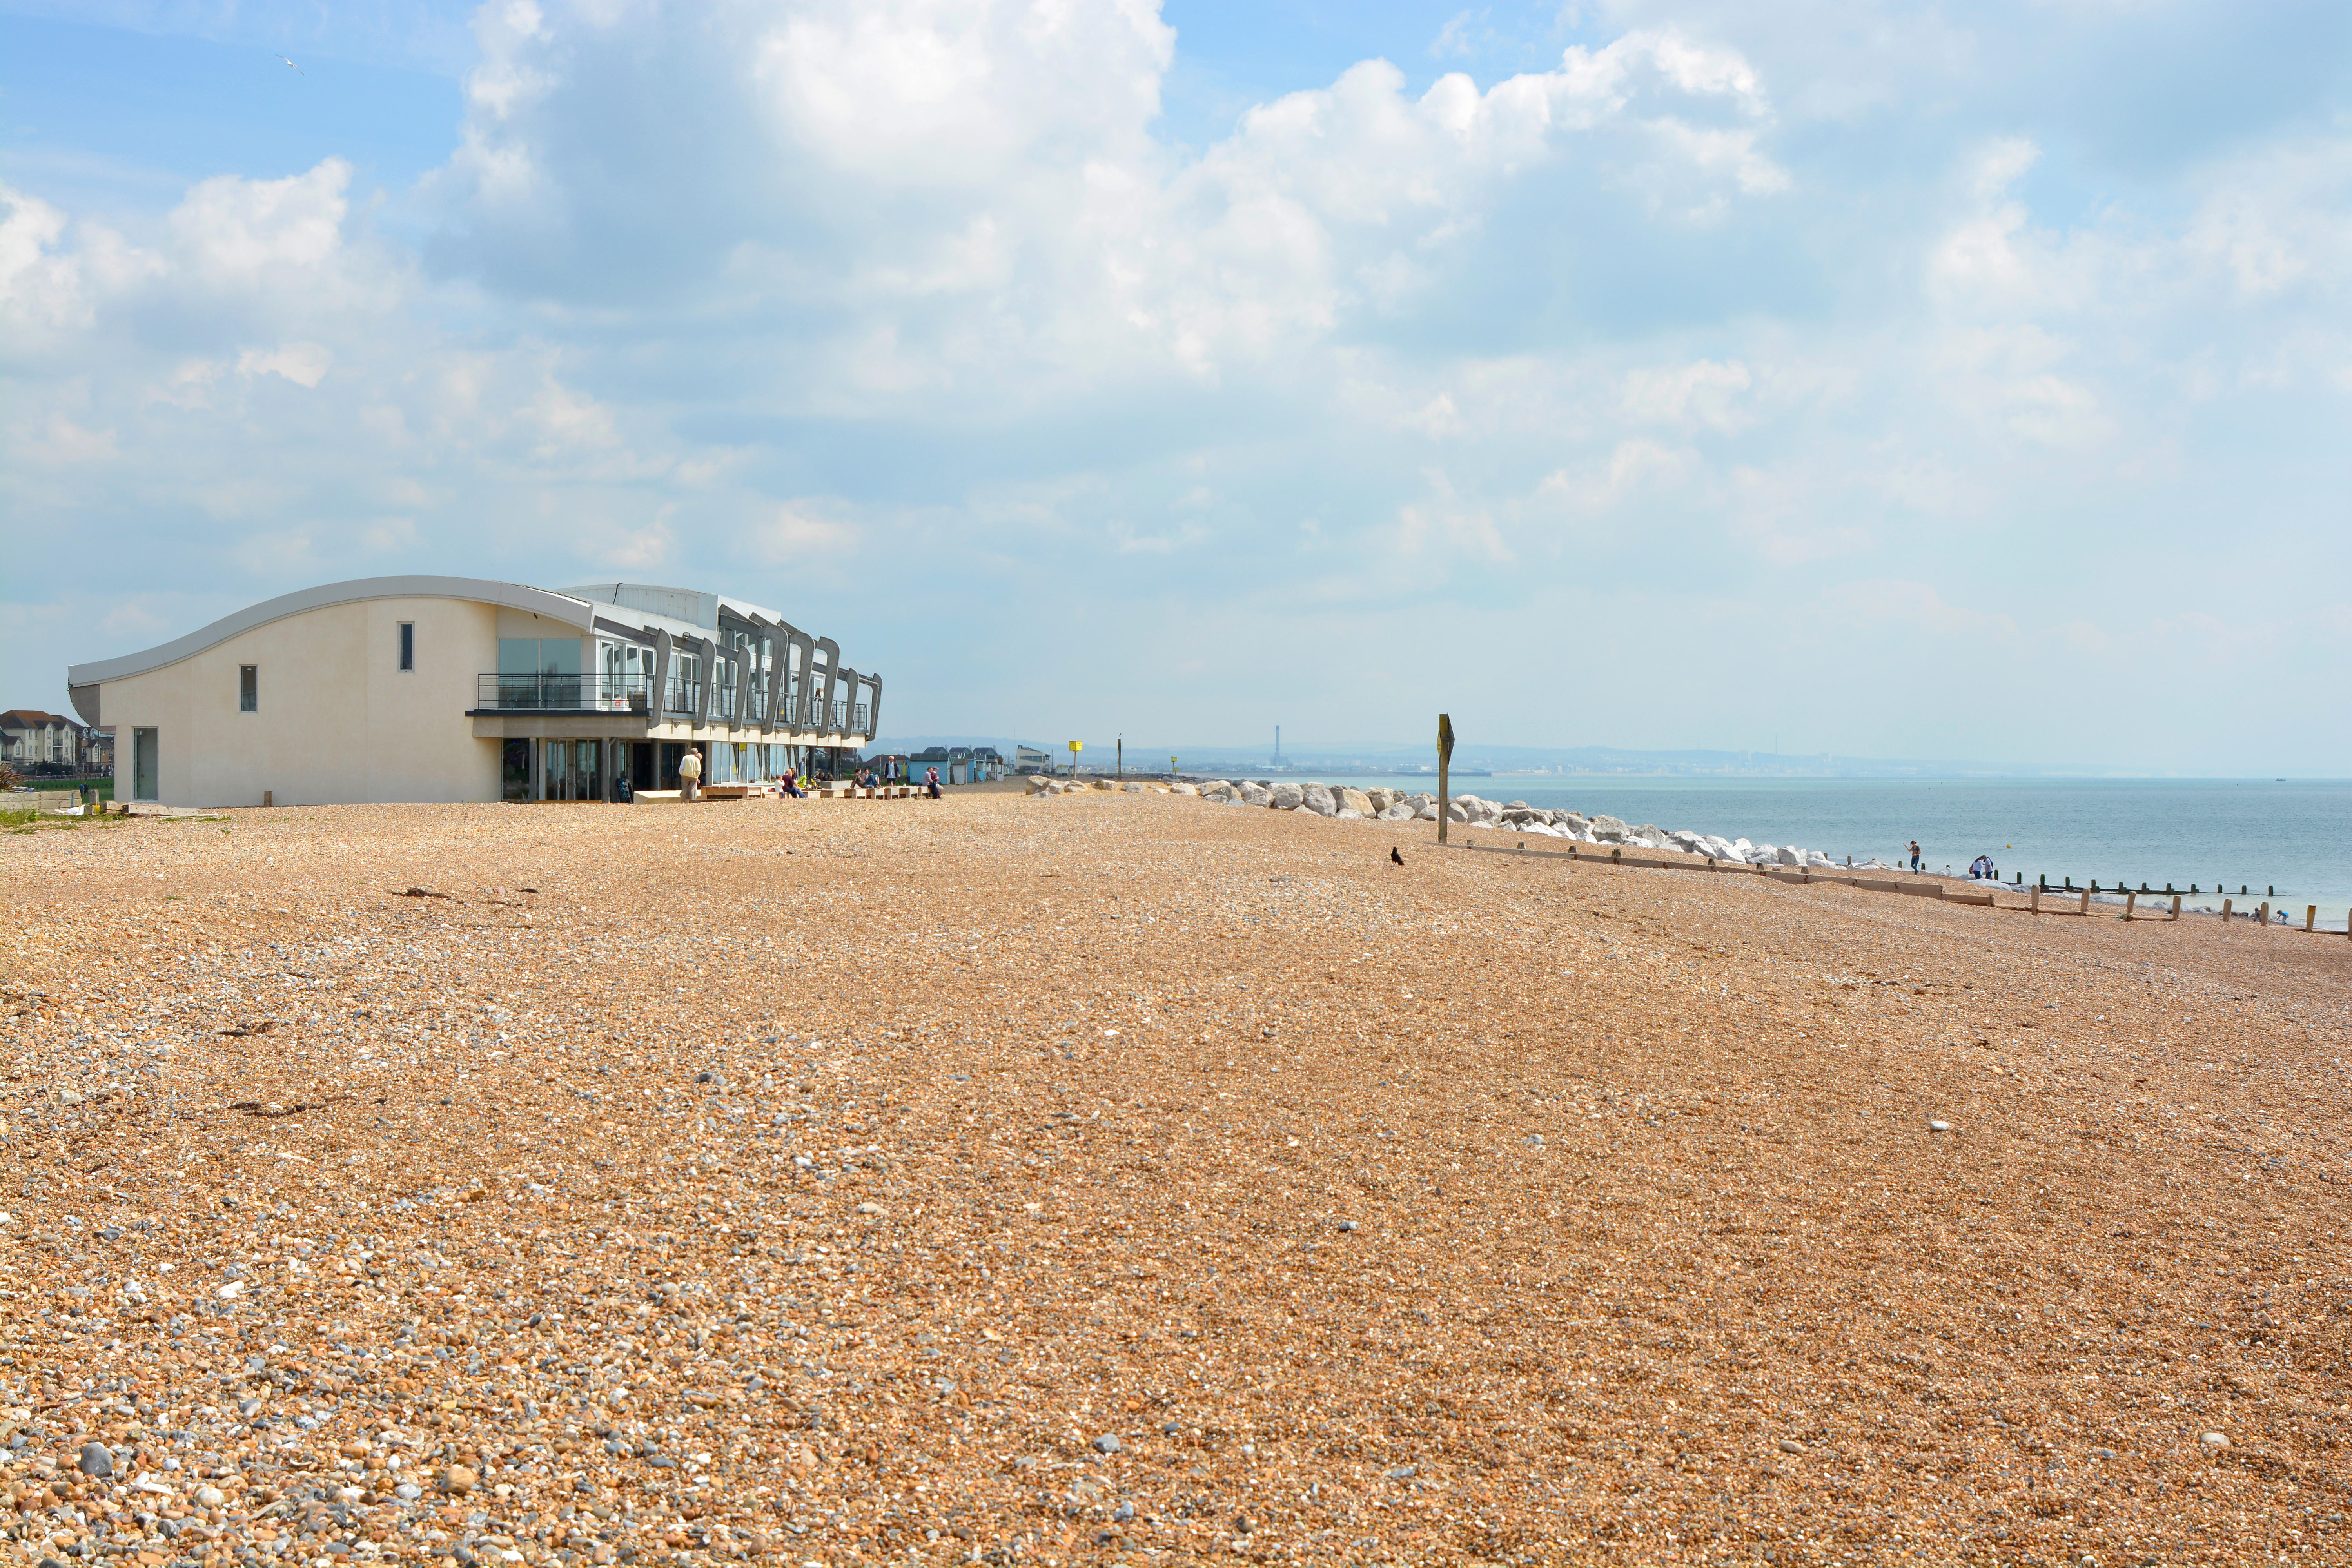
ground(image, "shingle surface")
xmin=1 ymin=791 xmax=2346 ymax=1565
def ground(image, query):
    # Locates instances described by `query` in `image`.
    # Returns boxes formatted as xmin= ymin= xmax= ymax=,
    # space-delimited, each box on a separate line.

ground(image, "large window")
xmin=239 ymin=666 xmax=258 ymax=713
xmin=497 ymin=637 xmax=583 ymax=707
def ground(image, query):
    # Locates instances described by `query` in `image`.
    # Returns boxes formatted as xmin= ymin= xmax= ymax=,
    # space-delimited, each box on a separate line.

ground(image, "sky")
xmin=5 ymin=1 xmax=2350 ymax=771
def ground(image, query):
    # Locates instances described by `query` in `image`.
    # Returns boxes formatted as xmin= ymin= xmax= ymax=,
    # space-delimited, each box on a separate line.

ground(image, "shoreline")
xmin=1051 ymin=774 xmax=2352 ymax=933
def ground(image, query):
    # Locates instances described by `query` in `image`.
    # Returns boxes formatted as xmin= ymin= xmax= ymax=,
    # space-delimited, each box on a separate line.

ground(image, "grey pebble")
xmin=1778 ymin=1439 xmax=1806 ymax=1454
xmin=1113 ymin=1503 xmax=1135 ymax=1523
xmin=394 ymin=1483 xmax=422 ymax=1501
xmin=77 ymin=1441 xmax=113 ymax=1477
xmin=1338 ymin=1220 xmax=1358 ymax=1233
xmin=1385 ymin=1464 xmax=1416 ymax=1480
xmin=1091 ymin=1434 xmax=1122 ymax=1454
xmin=1162 ymin=1422 xmax=1181 ymax=1437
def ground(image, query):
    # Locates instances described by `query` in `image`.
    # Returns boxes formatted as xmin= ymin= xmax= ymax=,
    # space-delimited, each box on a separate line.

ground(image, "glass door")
xmin=133 ymin=727 xmax=158 ymax=801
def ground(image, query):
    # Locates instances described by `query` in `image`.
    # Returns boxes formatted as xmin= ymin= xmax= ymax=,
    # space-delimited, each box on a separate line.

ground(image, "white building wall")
xmin=97 ymin=597 xmax=504 ymax=807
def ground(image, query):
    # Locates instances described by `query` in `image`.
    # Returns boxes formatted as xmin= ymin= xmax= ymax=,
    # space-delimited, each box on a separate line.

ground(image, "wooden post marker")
xmin=2124 ymin=890 xmax=2138 ymax=921
xmin=2221 ymin=898 xmax=2232 ymax=922
xmin=2029 ymin=884 xmax=2040 ymax=916
xmin=1436 ymin=713 xmax=1454 ymax=847
xmin=2306 ymin=905 xmax=2317 ymax=933
xmin=2078 ymin=887 xmax=2091 ymax=917
xmin=2171 ymin=894 xmax=2182 ymax=920
xmin=2259 ymin=902 xmax=2270 ymax=926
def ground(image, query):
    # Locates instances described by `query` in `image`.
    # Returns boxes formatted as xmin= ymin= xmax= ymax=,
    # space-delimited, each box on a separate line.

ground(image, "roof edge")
xmin=65 ymin=576 xmax=594 ymax=688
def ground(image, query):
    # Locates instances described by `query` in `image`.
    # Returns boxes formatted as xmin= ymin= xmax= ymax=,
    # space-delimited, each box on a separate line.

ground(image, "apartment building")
xmin=2 ymin=709 xmax=97 ymax=772
xmin=65 ymin=576 xmax=881 ymax=807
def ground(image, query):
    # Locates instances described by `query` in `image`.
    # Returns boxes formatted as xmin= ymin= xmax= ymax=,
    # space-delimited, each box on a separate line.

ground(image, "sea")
xmin=1259 ymin=775 xmax=2352 ymax=931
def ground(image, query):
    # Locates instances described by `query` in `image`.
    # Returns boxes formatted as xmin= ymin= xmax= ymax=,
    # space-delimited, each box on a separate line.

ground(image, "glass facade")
xmin=539 ymin=739 xmax=601 ymax=801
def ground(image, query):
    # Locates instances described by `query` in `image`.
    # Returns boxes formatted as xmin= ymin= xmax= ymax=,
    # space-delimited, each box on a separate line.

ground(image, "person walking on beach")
xmin=679 ymin=746 xmax=702 ymax=802
xmin=926 ymin=765 xmax=942 ymax=800
xmin=1909 ymin=839 xmax=1922 ymax=872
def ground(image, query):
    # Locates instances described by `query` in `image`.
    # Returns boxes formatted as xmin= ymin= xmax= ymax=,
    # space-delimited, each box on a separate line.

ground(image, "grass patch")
xmin=4 ymin=805 xmax=134 ymax=834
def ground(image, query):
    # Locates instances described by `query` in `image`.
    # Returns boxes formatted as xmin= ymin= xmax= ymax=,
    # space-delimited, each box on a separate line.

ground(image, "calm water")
xmin=1268 ymin=776 xmax=2352 ymax=928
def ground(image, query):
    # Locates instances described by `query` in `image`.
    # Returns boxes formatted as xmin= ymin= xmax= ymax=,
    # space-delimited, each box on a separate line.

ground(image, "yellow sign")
xmin=1068 ymin=741 xmax=1082 ymax=752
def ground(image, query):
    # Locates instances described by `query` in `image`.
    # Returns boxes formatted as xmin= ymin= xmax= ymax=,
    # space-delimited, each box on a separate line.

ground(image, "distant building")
xmin=906 ymin=745 xmax=1006 ymax=784
xmin=1015 ymin=744 xmax=1052 ymax=773
xmin=65 ymin=576 xmax=881 ymax=807
xmin=1 ymin=710 xmax=100 ymax=774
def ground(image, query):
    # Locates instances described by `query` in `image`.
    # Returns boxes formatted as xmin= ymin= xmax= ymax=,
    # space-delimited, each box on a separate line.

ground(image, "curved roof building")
xmin=66 ymin=576 xmax=880 ymax=807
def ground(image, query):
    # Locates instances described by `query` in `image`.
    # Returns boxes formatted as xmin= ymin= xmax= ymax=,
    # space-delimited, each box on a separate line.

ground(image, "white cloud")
xmin=755 ymin=502 xmax=858 ymax=560
xmin=236 ymin=343 xmax=335 ymax=388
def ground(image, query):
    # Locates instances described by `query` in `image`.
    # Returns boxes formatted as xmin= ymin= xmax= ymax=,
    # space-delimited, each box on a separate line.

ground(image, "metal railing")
xmin=475 ymin=674 xmax=650 ymax=712
xmin=663 ymin=679 xmax=701 ymax=718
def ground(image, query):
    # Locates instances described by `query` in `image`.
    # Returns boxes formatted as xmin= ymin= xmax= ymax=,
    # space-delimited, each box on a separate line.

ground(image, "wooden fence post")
xmin=2171 ymin=894 xmax=2182 ymax=921
xmin=2306 ymin=906 xmax=2317 ymax=933
xmin=2124 ymin=890 xmax=2137 ymax=921
xmin=1436 ymin=713 xmax=1453 ymax=847
xmin=2029 ymin=885 xmax=2040 ymax=916
xmin=2078 ymin=887 xmax=2091 ymax=917
xmin=2259 ymin=902 xmax=2270 ymax=927
xmin=2221 ymin=898 xmax=2232 ymax=922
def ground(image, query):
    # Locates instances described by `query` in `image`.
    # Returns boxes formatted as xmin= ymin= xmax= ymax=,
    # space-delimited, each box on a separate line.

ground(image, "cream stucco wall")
xmin=97 ymin=597 xmax=510 ymax=806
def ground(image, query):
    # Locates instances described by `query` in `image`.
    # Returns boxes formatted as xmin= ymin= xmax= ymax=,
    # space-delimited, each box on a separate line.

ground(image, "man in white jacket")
xmin=679 ymin=746 xmax=703 ymax=802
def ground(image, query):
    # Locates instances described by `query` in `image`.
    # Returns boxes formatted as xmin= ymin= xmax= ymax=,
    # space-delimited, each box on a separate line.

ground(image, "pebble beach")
xmin=3 ymin=788 xmax=2348 ymax=1567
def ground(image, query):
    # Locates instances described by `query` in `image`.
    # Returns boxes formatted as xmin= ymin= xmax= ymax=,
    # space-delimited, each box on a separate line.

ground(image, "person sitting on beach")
xmin=780 ymin=768 xmax=804 ymax=798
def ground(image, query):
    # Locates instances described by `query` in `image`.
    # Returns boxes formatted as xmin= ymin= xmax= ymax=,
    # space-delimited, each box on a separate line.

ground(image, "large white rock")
xmin=1776 ymin=846 xmax=1804 ymax=866
xmin=1804 ymin=849 xmax=1836 ymax=868
xmin=1588 ymin=813 xmax=1629 ymax=842
xmin=1337 ymin=787 xmax=1376 ymax=816
xmin=1378 ymin=803 xmax=1414 ymax=820
xmin=1301 ymin=782 xmax=1338 ymax=817
xmin=1445 ymin=800 xmax=1470 ymax=822
xmin=1240 ymin=782 xmax=1273 ymax=806
xmin=1270 ymin=782 xmax=1305 ymax=810
xmin=1415 ymin=802 xmax=1440 ymax=821
xmin=1169 ymin=782 xmax=1199 ymax=796
xmin=1364 ymin=788 xmax=1396 ymax=812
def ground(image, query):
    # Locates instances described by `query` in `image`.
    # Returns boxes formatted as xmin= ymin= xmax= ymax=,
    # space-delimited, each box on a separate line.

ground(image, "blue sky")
xmin=5 ymin=1 xmax=2350 ymax=770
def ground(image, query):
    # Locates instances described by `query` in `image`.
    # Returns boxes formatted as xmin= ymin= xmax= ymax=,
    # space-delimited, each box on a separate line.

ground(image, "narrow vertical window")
xmin=239 ymin=665 xmax=258 ymax=713
xmin=398 ymin=622 xmax=416 ymax=671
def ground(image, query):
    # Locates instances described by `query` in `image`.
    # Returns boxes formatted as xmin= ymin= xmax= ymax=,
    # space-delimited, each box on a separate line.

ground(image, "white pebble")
xmin=2200 ymin=1431 xmax=2229 ymax=1450
xmin=1927 ymin=1120 xmax=1951 ymax=1133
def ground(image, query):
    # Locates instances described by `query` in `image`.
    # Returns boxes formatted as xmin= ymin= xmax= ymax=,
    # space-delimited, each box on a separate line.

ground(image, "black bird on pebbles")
xmin=1390 ymin=846 xmax=1405 ymax=866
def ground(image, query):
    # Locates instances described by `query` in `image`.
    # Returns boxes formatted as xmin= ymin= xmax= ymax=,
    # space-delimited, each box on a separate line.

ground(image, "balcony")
xmin=473 ymin=673 xmax=651 ymax=713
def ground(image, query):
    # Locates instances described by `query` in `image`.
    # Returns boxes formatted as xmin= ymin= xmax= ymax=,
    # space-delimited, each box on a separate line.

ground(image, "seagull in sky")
xmin=276 ymin=54 xmax=304 ymax=76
